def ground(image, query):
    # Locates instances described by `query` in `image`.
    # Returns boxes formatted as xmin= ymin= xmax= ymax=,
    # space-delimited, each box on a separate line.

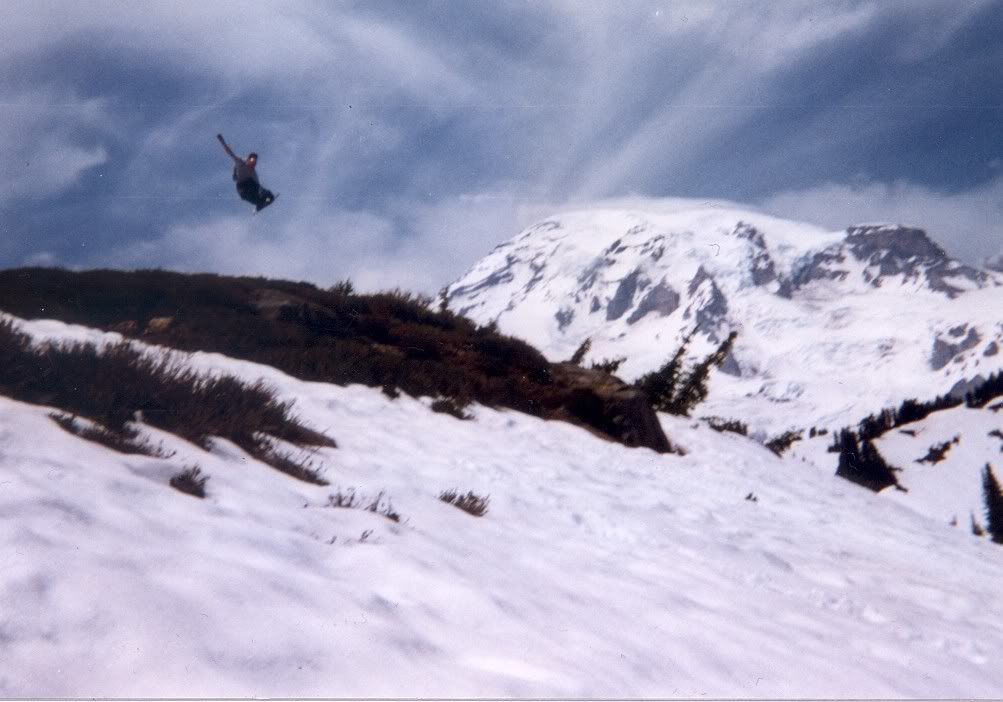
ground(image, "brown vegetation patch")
xmin=326 ymin=488 xmax=401 ymax=522
xmin=0 ymin=268 xmax=676 ymax=453
xmin=0 ymin=317 xmax=334 ymax=483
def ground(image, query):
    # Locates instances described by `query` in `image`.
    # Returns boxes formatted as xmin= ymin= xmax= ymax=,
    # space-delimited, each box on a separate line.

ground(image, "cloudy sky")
xmin=2 ymin=0 xmax=1001 ymax=292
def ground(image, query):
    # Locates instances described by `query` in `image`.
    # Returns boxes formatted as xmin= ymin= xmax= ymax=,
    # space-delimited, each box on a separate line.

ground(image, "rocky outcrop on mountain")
xmin=845 ymin=225 xmax=947 ymax=265
xmin=845 ymin=225 xmax=992 ymax=297
xmin=683 ymin=266 xmax=729 ymax=341
xmin=732 ymin=222 xmax=778 ymax=287
xmin=627 ymin=281 xmax=680 ymax=324
xmin=787 ymin=225 xmax=993 ymax=298
xmin=931 ymin=325 xmax=983 ymax=370
xmin=607 ymin=270 xmax=643 ymax=321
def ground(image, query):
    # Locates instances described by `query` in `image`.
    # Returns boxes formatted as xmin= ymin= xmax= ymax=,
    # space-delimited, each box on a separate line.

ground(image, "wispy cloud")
xmin=0 ymin=89 xmax=110 ymax=198
xmin=2 ymin=0 xmax=1001 ymax=289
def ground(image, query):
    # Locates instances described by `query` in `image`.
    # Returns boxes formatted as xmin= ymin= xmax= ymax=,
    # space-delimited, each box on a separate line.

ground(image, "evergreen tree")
xmin=634 ymin=330 xmax=695 ymax=412
xmin=569 ymin=337 xmax=592 ymax=366
xmin=834 ymin=431 xmax=900 ymax=492
xmin=634 ymin=330 xmax=738 ymax=416
xmin=967 ymin=371 xmax=1003 ymax=409
xmin=668 ymin=331 xmax=738 ymax=416
xmin=982 ymin=464 xmax=1003 ymax=544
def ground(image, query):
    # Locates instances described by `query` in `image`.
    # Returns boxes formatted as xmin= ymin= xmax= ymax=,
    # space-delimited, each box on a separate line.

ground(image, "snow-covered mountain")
xmin=447 ymin=205 xmax=1003 ymax=435
xmin=3 ymin=313 xmax=1003 ymax=698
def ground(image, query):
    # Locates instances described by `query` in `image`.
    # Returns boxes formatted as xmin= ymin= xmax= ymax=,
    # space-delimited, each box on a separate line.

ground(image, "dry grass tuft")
xmin=439 ymin=489 xmax=490 ymax=517
xmin=49 ymin=412 xmax=175 ymax=458
xmin=170 ymin=465 xmax=209 ymax=498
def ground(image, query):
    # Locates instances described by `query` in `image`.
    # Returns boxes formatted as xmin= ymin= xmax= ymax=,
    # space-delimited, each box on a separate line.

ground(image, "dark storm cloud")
xmin=1 ymin=0 xmax=1000 ymax=291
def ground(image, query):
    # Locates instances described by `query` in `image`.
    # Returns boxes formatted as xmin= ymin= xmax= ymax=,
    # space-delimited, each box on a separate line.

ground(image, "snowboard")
xmin=254 ymin=192 xmax=278 ymax=213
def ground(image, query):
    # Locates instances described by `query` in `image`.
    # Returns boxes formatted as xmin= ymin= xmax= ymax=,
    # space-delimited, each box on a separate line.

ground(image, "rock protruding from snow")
xmin=549 ymin=362 xmax=675 ymax=453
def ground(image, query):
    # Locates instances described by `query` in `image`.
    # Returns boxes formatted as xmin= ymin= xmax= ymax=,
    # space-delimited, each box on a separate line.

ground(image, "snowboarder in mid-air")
xmin=216 ymin=133 xmax=277 ymax=212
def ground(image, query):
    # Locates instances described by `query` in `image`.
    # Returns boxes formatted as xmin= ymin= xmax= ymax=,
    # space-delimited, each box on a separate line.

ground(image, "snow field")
xmin=1 ymin=316 xmax=1002 ymax=696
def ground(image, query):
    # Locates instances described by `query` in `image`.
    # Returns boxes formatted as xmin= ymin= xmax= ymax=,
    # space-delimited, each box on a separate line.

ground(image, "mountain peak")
xmin=788 ymin=223 xmax=992 ymax=298
xmin=844 ymin=224 xmax=948 ymax=264
xmin=447 ymin=207 xmax=1003 ymax=434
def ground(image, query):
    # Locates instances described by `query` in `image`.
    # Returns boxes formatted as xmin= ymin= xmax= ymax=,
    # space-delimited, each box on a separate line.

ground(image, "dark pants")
xmin=236 ymin=179 xmax=274 ymax=209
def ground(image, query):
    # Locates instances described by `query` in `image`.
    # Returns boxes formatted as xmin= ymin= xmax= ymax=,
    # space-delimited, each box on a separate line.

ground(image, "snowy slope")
xmin=446 ymin=205 xmax=1003 ymax=436
xmin=792 ymin=401 xmax=1003 ymax=534
xmin=3 ymin=315 xmax=1003 ymax=698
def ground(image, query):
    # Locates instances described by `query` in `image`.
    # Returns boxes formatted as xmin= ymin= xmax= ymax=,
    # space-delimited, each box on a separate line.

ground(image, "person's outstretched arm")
xmin=217 ymin=134 xmax=241 ymax=163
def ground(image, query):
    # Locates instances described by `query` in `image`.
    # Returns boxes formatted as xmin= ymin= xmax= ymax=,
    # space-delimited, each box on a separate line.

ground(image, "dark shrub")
xmin=766 ymin=429 xmax=803 ymax=456
xmin=916 ymin=438 xmax=958 ymax=465
xmin=49 ymin=412 xmax=175 ymax=458
xmin=439 ymin=489 xmax=490 ymax=517
xmin=704 ymin=417 xmax=748 ymax=435
xmin=170 ymin=465 xmax=208 ymax=498
xmin=0 ymin=319 xmax=334 ymax=483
